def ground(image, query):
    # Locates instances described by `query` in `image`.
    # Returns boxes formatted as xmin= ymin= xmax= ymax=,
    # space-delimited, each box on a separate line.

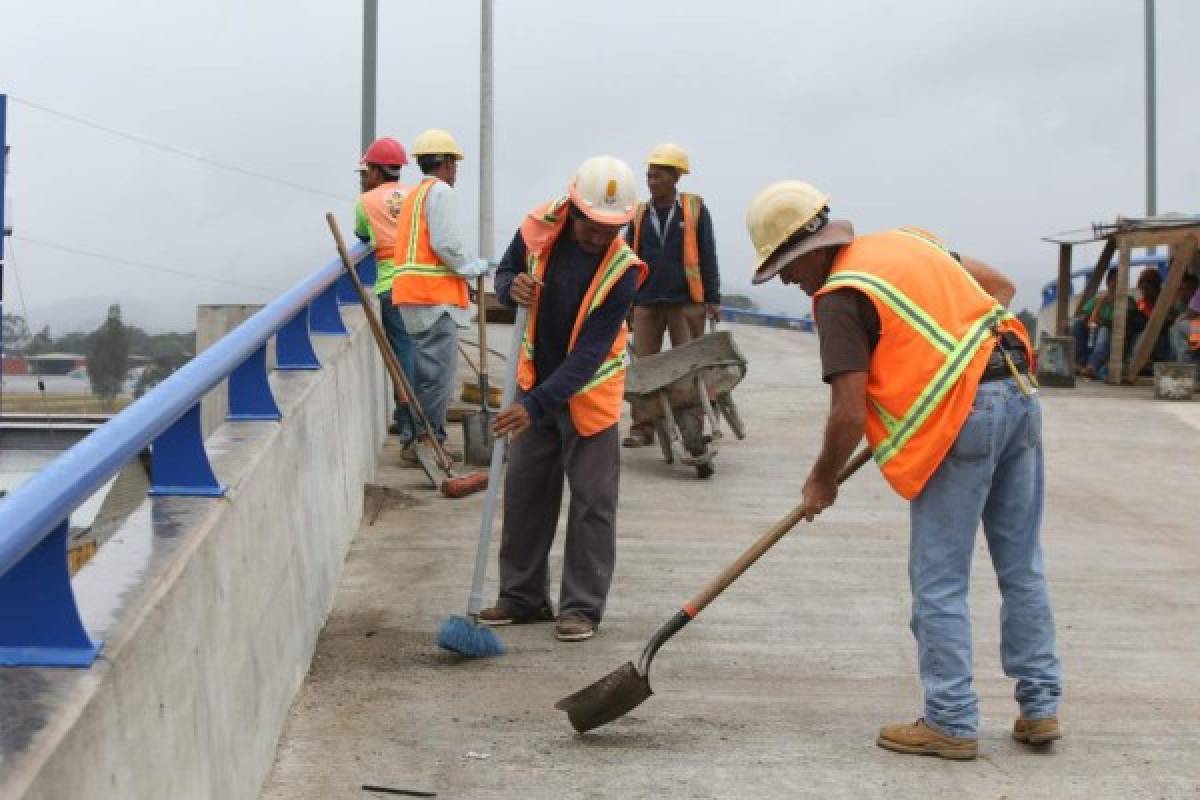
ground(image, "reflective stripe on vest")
xmin=631 ymin=192 xmax=705 ymax=303
xmin=391 ymin=178 xmax=469 ymax=308
xmin=516 ymin=198 xmax=647 ymax=436
xmin=814 ymin=228 xmax=1032 ymax=499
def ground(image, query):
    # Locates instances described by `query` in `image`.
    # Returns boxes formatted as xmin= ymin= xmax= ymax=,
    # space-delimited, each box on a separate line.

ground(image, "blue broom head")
xmin=437 ymin=615 xmax=506 ymax=658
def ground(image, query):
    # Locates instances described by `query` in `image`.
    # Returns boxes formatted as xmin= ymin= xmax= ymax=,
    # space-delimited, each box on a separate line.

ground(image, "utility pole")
xmin=361 ymin=0 xmax=378 ymax=153
xmin=1144 ymin=0 xmax=1157 ymax=221
xmin=478 ymin=0 xmax=495 ymax=261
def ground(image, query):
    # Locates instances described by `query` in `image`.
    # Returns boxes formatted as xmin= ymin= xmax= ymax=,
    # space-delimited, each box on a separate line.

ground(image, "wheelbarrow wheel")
xmin=654 ymin=419 xmax=673 ymax=464
xmin=695 ymin=462 xmax=714 ymax=479
xmin=717 ymin=393 xmax=746 ymax=440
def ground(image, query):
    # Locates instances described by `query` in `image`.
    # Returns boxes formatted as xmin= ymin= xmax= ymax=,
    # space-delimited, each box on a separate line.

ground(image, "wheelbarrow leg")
xmin=717 ymin=392 xmax=746 ymax=440
xmin=657 ymin=391 xmax=689 ymax=466
xmin=695 ymin=374 xmax=722 ymax=442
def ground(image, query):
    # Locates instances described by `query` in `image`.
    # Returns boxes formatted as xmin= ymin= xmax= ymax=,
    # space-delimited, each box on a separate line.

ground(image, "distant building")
xmin=25 ymin=353 xmax=88 ymax=376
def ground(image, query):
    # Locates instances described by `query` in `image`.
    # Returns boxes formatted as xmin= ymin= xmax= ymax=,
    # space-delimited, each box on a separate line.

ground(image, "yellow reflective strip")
xmin=874 ymin=307 xmax=1005 ymax=468
xmin=871 ymin=399 xmax=899 ymax=435
xmin=576 ymin=355 xmax=626 ymax=395
xmin=824 ymin=272 xmax=955 ymax=355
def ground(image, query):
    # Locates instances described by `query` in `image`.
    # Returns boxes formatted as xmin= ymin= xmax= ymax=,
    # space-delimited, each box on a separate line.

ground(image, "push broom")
xmin=437 ymin=302 xmax=530 ymax=658
xmin=326 ymin=213 xmax=486 ymax=499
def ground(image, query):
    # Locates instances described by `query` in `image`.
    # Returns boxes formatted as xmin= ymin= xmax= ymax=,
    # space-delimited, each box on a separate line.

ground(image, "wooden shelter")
xmin=1044 ymin=215 xmax=1200 ymax=385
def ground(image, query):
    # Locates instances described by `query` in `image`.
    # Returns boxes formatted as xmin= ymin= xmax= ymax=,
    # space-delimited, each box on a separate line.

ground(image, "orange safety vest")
xmin=358 ymin=181 xmax=414 ymax=263
xmin=813 ymin=227 xmax=1033 ymax=500
xmin=630 ymin=192 xmax=705 ymax=303
xmin=1188 ymin=319 xmax=1200 ymax=351
xmin=391 ymin=177 xmax=470 ymax=309
xmin=517 ymin=197 xmax=648 ymax=436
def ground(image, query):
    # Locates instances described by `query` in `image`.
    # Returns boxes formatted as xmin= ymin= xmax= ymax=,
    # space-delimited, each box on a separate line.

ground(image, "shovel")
xmin=461 ymin=276 xmax=495 ymax=467
xmin=555 ymin=446 xmax=873 ymax=733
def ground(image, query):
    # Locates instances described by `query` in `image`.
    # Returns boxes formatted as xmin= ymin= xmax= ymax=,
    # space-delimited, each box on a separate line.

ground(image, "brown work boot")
xmin=477 ymin=602 xmax=554 ymax=626
xmin=876 ymin=719 xmax=978 ymax=760
xmin=555 ymin=613 xmax=596 ymax=642
xmin=621 ymin=425 xmax=655 ymax=448
xmin=1013 ymin=716 xmax=1062 ymax=745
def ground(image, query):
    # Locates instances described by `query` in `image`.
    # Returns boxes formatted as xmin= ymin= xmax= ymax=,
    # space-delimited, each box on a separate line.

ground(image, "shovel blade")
xmin=461 ymin=411 xmax=494 ymax=467
xmin=554 ymin=661 xmax=652 ymax=733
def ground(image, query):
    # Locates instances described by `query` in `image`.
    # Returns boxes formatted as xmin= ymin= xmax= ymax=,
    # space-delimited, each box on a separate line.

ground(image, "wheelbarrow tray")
xmin=624 ymin=330 xmax=747 ymax=420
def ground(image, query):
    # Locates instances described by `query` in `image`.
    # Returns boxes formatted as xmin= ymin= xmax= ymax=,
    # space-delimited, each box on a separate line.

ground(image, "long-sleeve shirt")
xmin=397 ymin=179 xmax=490 ymax=334
xmin=627 ymin=193 xmax=720 ymax=306
xmin=494 ymin=227 xmax=638 ymax=422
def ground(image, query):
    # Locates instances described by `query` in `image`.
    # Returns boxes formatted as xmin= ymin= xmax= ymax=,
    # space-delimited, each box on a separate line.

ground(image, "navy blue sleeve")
xmin=522 ymin=268 xmax=639 ymax=421
xmin=698 ymin=204 xmax=720 ymax=304
xmin=494 ymin=230 xmax=527 ymax=310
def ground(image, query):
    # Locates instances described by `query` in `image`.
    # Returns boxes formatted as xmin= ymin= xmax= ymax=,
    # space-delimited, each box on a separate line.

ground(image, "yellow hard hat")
xmin=746 ymin=180 xmax=853 ymax=284
xmin=647 ymin=142 xmax=690 ymax=174
xmin=568 ymin=155 xmax=639 ymax=226
xmin=410 ymin=128 xmax=464 ymax=160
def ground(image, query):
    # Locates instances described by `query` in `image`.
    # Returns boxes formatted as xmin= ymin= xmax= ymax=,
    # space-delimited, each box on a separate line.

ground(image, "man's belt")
xmin=980 ymin=334 xmax=1030 ymax=384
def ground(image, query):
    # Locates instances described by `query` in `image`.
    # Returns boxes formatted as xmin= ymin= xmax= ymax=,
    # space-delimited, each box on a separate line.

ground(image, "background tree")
xmin=2 ymin=312 xmax=32 ymax=353
xmin=87 ymin=304 xmax=131 ymax=408
xmin=721 ymin=294 xmax=758 ymax=311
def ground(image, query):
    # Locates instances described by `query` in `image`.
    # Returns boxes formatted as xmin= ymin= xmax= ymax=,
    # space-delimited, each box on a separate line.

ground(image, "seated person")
xmin=1082 ymin=268 xmax=1142 ymax=379
xmin=1168 ymin=273 xmax=1200 ymax=364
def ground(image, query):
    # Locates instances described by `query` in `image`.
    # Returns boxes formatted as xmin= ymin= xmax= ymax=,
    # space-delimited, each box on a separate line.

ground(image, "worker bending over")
xmin=482 ymin=156 xmax=647 ymax=642
xmin=746 ymin=180 xmax=1062 ymax=760
xmin=354 ymin=136 xmax=416 ymax=442
xmin=391 ymin=129 xmax=489 ymax=460
xmin=623 ymin=143 xmax=721 ymax=448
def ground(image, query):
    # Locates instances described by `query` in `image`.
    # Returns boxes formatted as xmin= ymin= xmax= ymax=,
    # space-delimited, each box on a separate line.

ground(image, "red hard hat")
xmin=361 ymin=137 xmax=408 ymax=167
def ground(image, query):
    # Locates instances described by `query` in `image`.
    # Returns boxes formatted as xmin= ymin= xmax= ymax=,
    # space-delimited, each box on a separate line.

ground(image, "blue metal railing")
xmin=719 ymin=307 xmax=815 ymax=332
xmin=0 ymin=240 xmax=375 ymax=667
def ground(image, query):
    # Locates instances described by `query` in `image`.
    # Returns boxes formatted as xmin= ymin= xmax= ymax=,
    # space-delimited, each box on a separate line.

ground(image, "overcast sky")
xmin=2 ymin=0 xmax=1198 ymax=333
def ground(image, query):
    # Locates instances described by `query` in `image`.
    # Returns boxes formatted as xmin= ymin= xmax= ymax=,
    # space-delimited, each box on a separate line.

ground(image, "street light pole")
xmin=1144 ymin=0 xmax=1157 ymax=221
xmin=478 ymin=0 xmax=495 ymax=262
xmin=361 ymin=0 xmax=378 ymax=153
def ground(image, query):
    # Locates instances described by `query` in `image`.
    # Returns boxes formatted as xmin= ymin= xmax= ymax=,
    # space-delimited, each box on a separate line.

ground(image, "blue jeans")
xmin=379 ymin=293 xmax=416 ymax=442
xmin=1087 ymin=326 xmax=1111 ymax=378
xmin=909 ymin=378 xmax=1062 ymax=738
xmin=409 ymin=311 xmax=457 ymax=443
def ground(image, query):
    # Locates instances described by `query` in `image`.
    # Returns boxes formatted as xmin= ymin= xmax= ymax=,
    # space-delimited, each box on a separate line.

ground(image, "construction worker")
xmin=480 ymin=156 xmax=647 ymax=642
xmin=354 ymin=136 xmax=416 ymax=442
xmin=746 ymin=181 xmax=1061 ymax=760
xmin=391 ymin=129 xmax=489 ymax=460
xmin=623 ymin=143 xmax=721 ymax=448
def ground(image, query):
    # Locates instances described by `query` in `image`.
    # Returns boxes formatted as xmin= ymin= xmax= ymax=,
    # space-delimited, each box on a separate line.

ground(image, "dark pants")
xmin=379 ymin=293 xmax=415 ymax=441
xmin=497 ymin=404 xmax=620 ymax=624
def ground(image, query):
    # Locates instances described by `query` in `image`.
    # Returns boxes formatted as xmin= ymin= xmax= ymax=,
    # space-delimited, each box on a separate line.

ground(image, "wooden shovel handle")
xmin=476 ymin=276 xmax=489 ymax=380
xmin=684 ymin=446 xmax=873 ymax=616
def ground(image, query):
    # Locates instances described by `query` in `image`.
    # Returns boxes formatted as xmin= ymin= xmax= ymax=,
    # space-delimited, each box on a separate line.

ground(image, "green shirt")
xmin=355 ymin=200 xmax=397 ymax=296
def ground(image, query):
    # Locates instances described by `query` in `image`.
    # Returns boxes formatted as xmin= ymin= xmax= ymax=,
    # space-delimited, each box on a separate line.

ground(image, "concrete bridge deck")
xmin=262 ymin=323 xmax=1200 ymax=799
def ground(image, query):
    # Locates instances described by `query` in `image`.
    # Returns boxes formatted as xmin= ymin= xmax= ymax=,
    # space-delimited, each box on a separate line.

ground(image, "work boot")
xmin=478 ymin=602 xmax=554 ymax=626
xmin=399 ymin=442 xmax=420 ymax=468
xmin=621 ymin=425 xmax=655 ymax=448
xmin=555 ymin=614 xmax=596 ymax=642
xmin=1013 ymin=716 xmax=1062 ymax=745
xmin=876 ymin=719 xmax=978 ymax=760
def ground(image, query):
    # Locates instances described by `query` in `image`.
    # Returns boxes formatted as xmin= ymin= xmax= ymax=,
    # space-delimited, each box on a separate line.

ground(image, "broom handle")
xmin=325 ymin=213 xmax=453 ymax=472
xmin=684 ymin=445 xmax=873 ymax=615
xmin=467 ymin=302 xmax=529 ymax=617
xmin=476 ymin=276 xmax=490 ymax=409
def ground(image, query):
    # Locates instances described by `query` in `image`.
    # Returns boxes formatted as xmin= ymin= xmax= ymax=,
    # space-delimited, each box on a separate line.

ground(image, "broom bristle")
xmin=437 ymin=615 xmax=505 ymax=658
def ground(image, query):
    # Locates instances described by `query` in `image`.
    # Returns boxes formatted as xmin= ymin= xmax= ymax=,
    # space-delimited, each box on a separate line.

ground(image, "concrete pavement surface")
xmin=261 ymin=323 xmax=1200 ymax=799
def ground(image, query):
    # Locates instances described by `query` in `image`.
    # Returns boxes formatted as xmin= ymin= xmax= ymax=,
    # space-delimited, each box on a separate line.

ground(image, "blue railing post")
xmin=227 ymin=344 xmax=281 ymax=420
xmin=148 ymin=404 xmax=224 ymax=496
xmin=310 ymin=285 xmax=347 ymax=335
xmin=0 ymin=520 xmax=102 ymax=667
xmin=276 ymin=308 xmax=320 ymax=370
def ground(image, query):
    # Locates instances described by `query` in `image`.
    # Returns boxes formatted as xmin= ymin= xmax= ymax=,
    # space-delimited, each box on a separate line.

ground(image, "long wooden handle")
xmin=475 ymin=276 xmax=490 ymax=407
xmin=325 ymin=213 xmax=452 ymax=471
xmin=684 ymin=446 xmax=873 ymax=616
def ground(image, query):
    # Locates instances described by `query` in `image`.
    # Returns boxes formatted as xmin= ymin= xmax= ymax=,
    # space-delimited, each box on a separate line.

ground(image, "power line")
xmin=12 ymin=235 xmax=275 ymax=293
xmin=10 ymin=96 xmax=353 ymax=202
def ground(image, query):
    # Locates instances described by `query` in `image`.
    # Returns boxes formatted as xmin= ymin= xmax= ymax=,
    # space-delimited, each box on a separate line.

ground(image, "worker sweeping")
xmin=392 ymin=129 xmax=490 ymax=463
xmin=479 ymin=156 xmax=647 ymax=643
xmin=745 ymin=181 xmax=1062 ymax=760
xmin=623 ymin=143 xmax=722 ymax=448
xmin=353 ymin=136 xmax=416 ymax=444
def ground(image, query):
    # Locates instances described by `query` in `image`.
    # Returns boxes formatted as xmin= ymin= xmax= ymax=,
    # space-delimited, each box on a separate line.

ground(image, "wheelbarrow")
xmin=624 ymin=325 xmax=747 ymax=478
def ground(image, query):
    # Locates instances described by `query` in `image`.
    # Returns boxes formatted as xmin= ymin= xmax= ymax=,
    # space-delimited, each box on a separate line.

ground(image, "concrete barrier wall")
xmin=0 ymin=305 xmax=386 ymax=800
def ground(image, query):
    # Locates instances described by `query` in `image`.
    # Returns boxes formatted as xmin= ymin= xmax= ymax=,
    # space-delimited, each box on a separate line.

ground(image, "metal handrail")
xmin=0 ymin=240 xmax=372 ymax=667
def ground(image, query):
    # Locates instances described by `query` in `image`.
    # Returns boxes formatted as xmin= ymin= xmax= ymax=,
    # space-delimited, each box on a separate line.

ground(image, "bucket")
xmin=1153 ymin=362 xmax=1196 ymax=401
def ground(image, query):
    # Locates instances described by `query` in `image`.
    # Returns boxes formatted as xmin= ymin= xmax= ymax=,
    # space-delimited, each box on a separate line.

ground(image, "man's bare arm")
xmin=802 ymin=370 xmax=867 ymax=521
xmin=961 ymin=256 xmax=1016 ymax=308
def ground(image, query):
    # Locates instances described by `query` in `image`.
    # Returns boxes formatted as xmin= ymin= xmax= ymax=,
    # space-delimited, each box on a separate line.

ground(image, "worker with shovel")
xmin=622 ymin=143 xmax=722 ymax=448
xmin=353 ymin=136 xmax=416 ymax=443
xmin=479 ymin=156 xmax=647 ymax=643
xmin=392 ymin=129 xmax=490 ymax=462
xmin=746 ymin=181 xmax=1062 ymax=760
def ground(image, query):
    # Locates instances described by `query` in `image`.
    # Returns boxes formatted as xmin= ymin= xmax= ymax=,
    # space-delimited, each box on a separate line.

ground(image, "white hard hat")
xmin=568 ymin=155 xmax=638 ymax=226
